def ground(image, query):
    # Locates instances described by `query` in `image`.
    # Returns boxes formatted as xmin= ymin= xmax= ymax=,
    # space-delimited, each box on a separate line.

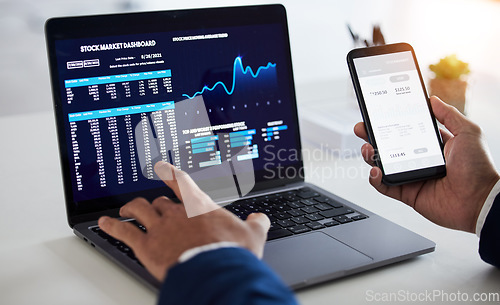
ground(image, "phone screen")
xmin=353 ymin=51 xmax=445 ymax=175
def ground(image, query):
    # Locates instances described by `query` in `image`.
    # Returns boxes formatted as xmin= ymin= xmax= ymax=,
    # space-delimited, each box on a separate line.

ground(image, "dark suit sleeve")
xmin=157 ymin=247 xmax=299 ymax=305
xmin=479 ymin=193 xmax=500 ymax=268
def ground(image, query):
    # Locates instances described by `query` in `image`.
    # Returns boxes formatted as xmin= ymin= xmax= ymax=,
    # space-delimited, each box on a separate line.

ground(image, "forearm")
xmin=158 ymin=247 xmax=299 ymax=305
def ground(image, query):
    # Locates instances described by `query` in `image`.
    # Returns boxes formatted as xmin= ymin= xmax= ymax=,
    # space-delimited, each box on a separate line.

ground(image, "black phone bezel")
xmin=347 ymin=42 xmax=446 ymax=185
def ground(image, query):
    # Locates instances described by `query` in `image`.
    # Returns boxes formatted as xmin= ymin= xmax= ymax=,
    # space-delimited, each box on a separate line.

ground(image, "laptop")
xmin=45 ymin=4 xmax=435 ymax=291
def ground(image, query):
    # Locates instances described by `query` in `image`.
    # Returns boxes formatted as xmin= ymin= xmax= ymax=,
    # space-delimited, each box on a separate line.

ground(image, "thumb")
xmin=154 ymin=160 xmax=176 ymax=182
xmin=430 ymin=96 xmax=469 ymax=136
xmin=245 ymin=213 xmax=271 ymax=236
xmin=245 ymin=213 xmax=271 ymax=259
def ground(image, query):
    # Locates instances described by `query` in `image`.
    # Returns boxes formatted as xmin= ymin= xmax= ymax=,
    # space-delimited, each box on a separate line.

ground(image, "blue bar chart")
xmin=190 ymin=135 xmax=221 ymax=168
xmin=262 ymin=124 xmax=288 ymax=141
xmin=229 ymin=129 xmax=259 ymax=161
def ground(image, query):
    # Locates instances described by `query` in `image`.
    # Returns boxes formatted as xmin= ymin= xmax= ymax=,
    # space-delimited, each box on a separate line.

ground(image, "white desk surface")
xmin=1 ymin=77 xmax=500 ymax=305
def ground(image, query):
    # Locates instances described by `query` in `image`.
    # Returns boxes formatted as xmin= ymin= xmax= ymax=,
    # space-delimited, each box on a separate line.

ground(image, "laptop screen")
xmin=46 ymin=5 xmax=303 ymax=219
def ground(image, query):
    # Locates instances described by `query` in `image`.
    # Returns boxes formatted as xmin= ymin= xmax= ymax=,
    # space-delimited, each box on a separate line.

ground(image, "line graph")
xmin=182 ymin=57 xmax=276 ymax=99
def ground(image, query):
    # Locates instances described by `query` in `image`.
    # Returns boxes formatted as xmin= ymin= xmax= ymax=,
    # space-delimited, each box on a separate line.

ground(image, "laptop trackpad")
xmin=263 ymin=232 xmax=373 ymax=286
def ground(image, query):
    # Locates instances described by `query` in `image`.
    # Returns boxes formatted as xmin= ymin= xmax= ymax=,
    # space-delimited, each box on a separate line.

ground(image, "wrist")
xmin=475 ymin=178 xmax=500 ymax=236
xmin=177 ymin=241 xmax=241 ymax=264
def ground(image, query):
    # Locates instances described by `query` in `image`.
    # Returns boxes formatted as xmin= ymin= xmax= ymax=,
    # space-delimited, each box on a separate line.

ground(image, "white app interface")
xmin=354 ymin=51 xmax=444 ymax=175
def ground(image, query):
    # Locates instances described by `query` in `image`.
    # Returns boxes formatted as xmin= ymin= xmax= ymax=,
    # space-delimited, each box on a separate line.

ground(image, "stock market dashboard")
xmin=54 ymin=24 xmax=298 ymax=203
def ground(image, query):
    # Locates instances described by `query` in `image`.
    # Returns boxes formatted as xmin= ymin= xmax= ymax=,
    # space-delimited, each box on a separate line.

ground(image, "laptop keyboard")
xmin=91 ymin=220 xmax=145 ymax=266
xmin=89 ymin=187 xmax=367 ymax=265
xmin=224 ymin=187 xmax=368 ymax=241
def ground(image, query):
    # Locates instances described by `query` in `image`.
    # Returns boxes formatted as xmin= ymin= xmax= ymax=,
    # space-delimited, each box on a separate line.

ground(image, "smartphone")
xmin=347 ymin=43 xmax=446 ymax=185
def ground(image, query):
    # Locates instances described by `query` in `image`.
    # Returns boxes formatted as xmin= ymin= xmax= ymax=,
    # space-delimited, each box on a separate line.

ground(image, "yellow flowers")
xmin=429 ymin=55 xmax=470 ymax=79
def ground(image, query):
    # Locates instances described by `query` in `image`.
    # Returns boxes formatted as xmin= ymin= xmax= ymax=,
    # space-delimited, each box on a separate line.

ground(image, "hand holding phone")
xmin=347 ymin=43 xmax=446 ymax=185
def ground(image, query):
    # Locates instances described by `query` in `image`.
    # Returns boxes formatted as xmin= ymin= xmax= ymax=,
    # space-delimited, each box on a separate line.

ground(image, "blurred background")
xmin=1 ymin=0 xmax=500 ymax=119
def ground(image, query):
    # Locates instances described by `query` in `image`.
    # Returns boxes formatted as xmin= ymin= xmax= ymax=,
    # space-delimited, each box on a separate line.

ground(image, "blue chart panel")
xmin=229 ymin=130 xmax=259 ymax=161
xmin=230 ymin=129 xmax=256 ymax=148
xmin=192 ymin=141 xmax=216 ymax=149
xmin=267 ymin=125 xmax=288 ymax=132
xmin=191 ymin=135 xmax=218 ymax=155
xmin=263 ymin=124 xmax=288 ymax=141
xmin=190 ymin=135 xmax=221 ymax=168
xmin=200 ymin=151 xmax=221 ymax=168
xmin=191 ymin=135 xmax=219 ymax=144
xmin=193 ymin=147 xmax=215 ymax=154
xmin=182 ymin=57 xmax=276 ymax=99
xmin=237 ymin=145 xmax=259 ymax=161
xmin=230 ymin=129 xmax=256 ymax=137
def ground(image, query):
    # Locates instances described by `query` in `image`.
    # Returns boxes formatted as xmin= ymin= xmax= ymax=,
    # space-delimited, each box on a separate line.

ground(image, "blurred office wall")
xmin=1 ymin=0 xmax=499 ymax=117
